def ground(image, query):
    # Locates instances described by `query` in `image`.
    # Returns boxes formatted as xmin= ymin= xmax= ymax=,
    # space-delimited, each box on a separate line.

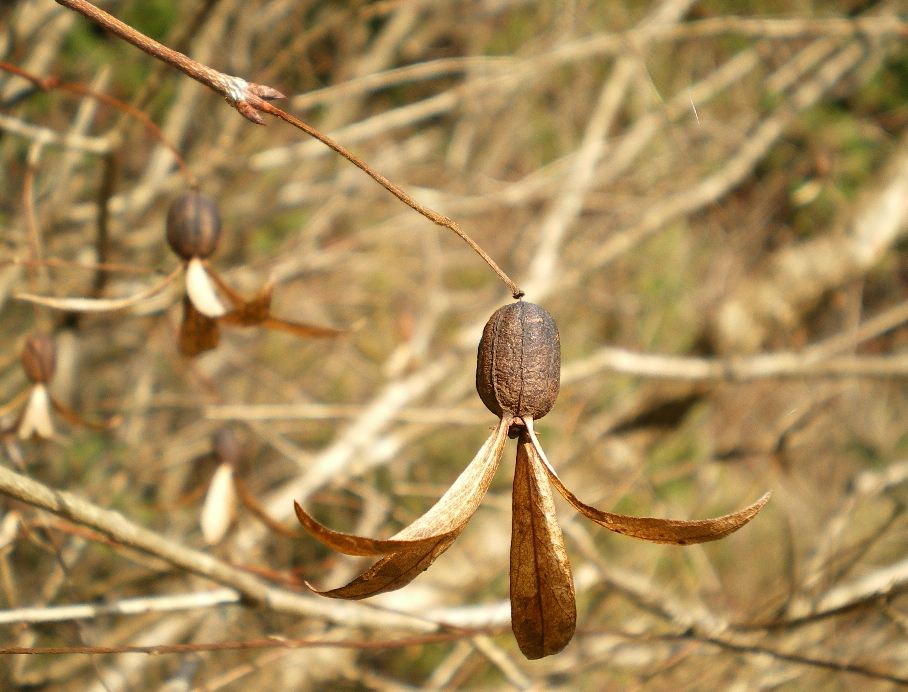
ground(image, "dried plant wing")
xmin=306 ymin=532 xmax=461 ymax=600
xmin=50 ymin=394 xmax=121 ymax=431
xmin=234 ymin=474 xmax=303 ymax=537
xmin=204 ymin=264 xmax=253 ymax=312
xmin=208 ymin=277 xmax=341 ymax=337
xmin=200 ymin=463 xmax=237 ymax=545
xmin=185 ymin=258 xmax=228 ymax=318
xmin=180 ymin=297 xmax=220 ymax=356
xmin=15 ymin=265 xmax=182 ymax=312
xmin=525 ymin=421 xmax=769 ymax=545
xmin=294 ymin=502 xmax=445 ymax=556
xmin=511 ymin=428 xmax=576 ymax=659
xmin=18 ymin=385 xmax=54 ymax=440
xmin=304 ymin=416 xmax=512 ymax=598
xmin=259 ymin=317 xmax=342 ymax=339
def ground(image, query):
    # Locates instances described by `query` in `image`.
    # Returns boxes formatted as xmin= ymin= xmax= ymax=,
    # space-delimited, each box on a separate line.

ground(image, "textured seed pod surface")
xmin=21 ymin=334 xmax=56 ymax=384
xmin=166 ymin=193 xmax=222 ymax=260
xmin=476 ymin=302 xmax=560 ymax=419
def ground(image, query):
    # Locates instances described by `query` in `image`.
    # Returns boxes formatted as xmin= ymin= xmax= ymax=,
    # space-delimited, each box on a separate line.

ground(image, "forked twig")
xmin=54 ymin=0 xmax=524 ymax=298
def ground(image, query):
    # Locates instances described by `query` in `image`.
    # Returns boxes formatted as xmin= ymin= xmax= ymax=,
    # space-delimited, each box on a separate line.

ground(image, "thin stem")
xmin=0 ymin=464 xmax=435 ymax=632
xmin=54 ymin=0 xmax=524 ymax=298
xmin=0 ymin=61 xmax=196 ymax=186
xmin=53 ymin=0 xmax=227 ymax=94
xmin=0 ymin=630 xmax=497 ymax=655
xmin=260 ymin=102 xmax=524 ymax=298
xmin=2 ymin=258 xmax=162 ymax=275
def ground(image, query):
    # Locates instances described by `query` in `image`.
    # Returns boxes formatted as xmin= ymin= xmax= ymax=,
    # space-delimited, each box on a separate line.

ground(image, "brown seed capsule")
xmin=476 ymin=302 xmax=560 ymax=420
xmin=166 ymin=193 xmax=222 ymax=260
xmin=213 ymin=427 xmax=241 ymax=466
xmin=21 ymin=334 xmax=56 ymax=384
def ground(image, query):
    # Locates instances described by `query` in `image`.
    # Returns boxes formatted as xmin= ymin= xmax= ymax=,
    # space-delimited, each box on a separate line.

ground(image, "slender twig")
xmin=205 ymin=403 xmax=487 ymax=425
xmin=0 ymin=112 xmax=110 ymax=153
xmin=1 ymin=258 xmax=162 ymax=275
xmin=0 ymin=629 xmax=501 ymax=656
xmin=0 ymin=588 xmax=240 ymax=625
xmin=561 ymin=346 xmax=908 ymax=384
xmin=666 ymin=632 xmax=908 ymax=687
xmin=53 ymin=0 xmax=524 ymax=298
xmin=0 ymin=61 xmax=196 ymax=186
xmin=0 ymin=464 xmax=435 ymax=633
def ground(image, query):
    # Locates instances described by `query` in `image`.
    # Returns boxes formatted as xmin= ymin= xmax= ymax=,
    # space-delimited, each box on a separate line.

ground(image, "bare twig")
xmin=54 ymin=0 xmax=523 ymax=298
xmin=0 ymin=464 xmax=435 ymax=632
xmin=0 ymin=588 xmax=240 ymax=625
xmin=562 ymin=347 xmax=908 ymax=383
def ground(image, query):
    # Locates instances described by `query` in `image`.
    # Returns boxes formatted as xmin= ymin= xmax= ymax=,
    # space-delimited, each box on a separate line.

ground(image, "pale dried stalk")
xmin=205 ymin=403 xmax=486 ymax=425
xmin=562 ymin=347 xmax=908 ymax=383
xmin=568 ymin=40 xmax=869 ymax=285
xmin=0 ymin=464 xmax=436 ymax=632
xmin=0 ymin=113 xmax=111 ymax=153
xmin=715 ymin=127 xmax=908 ymax=353
xmin=0 ymin=588 xmax=240 ymax=625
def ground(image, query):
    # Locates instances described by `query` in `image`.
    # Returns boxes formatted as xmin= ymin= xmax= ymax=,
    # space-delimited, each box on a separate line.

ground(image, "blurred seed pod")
xmin=21 ymin=334 xmax=56 ymax=384
xmin=476 ymin=302 xmax=560 ymax=420
xmin=166 ymin=193 xmax=222 ymax=260
xmin=213 ymin=427 xmax=241 ymax=466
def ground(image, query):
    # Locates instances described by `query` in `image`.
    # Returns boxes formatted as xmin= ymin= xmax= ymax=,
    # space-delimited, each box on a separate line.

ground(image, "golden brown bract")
xmin=297 ymin=301 xmax=770 ymax=661
xmin=21 ymin=334 xmax=56 ymax=384
xmin=476 ymin=302 xmax=560 ymax=420
xmin=166 ymin=193 xmax=222 ymax=260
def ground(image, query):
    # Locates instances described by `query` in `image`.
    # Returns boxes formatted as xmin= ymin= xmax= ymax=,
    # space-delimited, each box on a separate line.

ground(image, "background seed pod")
xmin=213 ymin=427 xmax=241 ymax=466
xmin=166 ymin=193 xmax=222 ymax=260
xmin=21 ymin=334 xmax=56 ymax=384
xmin=476 ymin=302 xmax=560 ymax=420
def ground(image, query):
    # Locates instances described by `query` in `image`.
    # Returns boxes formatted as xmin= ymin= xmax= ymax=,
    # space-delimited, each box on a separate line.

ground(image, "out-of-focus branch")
xmin=205 ymin=403 xmax=486 ymax=425
xmin=714 ymin=125 xmax=908 ymax=353
xmin=54 ymin=0 xmax=524 ymax=298
xmin=0 ymin=464 xmax=434 ymax=633
xmin=0 ymin=113 xmax=110 ymax=153
xmin=562 ymin=347 xmax=908 ymax=384
xmin=568 ymin=40 xmax=869 ymax=286
xmin=0 ymin=588 xmax=240 ymax=625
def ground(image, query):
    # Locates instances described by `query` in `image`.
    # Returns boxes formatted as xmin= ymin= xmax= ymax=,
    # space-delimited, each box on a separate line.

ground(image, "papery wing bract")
xmin=525 ymin=421 xmax=769 ymax=545
xmin=299 ymin=416 xmax=512 ymax=599
xmin=17 ymin=385 xmax=54 ymax=440
xmin=200 ymin=463 xmax=237 ymax=545
xmin=185 ymin=258 xmax=228 ymax=318
xmin=180 ymin=296 xmax=220 ymax=356
xmin=511 ymin=428 xmax=576 ymax=659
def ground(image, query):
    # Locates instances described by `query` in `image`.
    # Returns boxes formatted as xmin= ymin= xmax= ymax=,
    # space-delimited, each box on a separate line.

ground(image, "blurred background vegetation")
xmin=4 ymin=0 xmax=908 ymax=689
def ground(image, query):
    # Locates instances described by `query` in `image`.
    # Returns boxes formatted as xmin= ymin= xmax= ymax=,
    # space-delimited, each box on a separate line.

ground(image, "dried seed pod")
xmin=166 ymin=193 xmax=222 ymax=260
xmin=21 ymin=334 xmax=56 ymax=384
xmin=476 ymin=302 xmax=560 ymax=420
xmin=213 ymin=427 xmax=241 ymax=466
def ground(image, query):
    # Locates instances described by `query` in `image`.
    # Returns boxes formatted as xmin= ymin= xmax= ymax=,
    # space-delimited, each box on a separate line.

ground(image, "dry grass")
xmin=3 ymin=0 xmax=908 ymax=689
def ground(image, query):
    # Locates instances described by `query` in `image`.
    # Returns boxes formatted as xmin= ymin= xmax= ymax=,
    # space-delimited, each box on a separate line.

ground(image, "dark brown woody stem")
xmin=55 ymin=0 xmax=525 ymax=299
